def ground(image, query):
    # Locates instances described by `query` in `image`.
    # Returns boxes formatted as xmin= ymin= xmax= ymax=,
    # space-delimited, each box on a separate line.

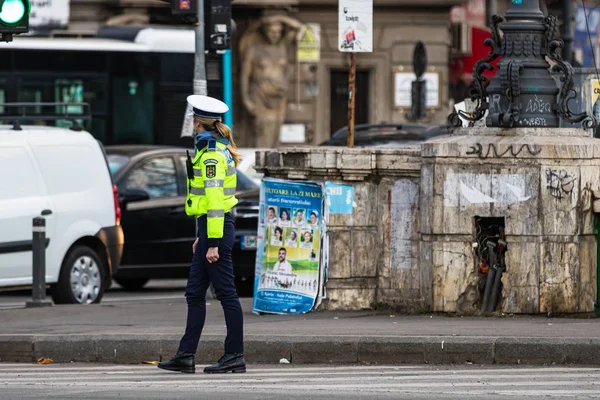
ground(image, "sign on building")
xmin=30 ymin=0 xmax=70 ymax=29
xmin=297 ymin=23 xmax=321 ymax=62
xmin=338 ymin=0 xmax=372 ymax=52
xmin=253 ymin=178 xmax=327 ymax=315
xmin=394 ymin=70 xmax=441 ymax=108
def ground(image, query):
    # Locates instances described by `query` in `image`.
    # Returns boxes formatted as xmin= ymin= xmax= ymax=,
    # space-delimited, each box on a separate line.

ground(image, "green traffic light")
xmin=0 ymin=0 xmax=26 ymax=24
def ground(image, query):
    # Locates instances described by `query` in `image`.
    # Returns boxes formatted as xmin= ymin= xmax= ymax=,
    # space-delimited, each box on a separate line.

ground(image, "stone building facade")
xmin=230 ymin=0 xmax=468 ymax=147
xmin=61 ymin=0 xmax=468 ymax=147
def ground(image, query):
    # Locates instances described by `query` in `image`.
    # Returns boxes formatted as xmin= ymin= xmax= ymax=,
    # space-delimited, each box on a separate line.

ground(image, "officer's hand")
xmin=206 ymin=247 xmax=219 ymax=263
xmin=192 ymin=238 xmax=199 ymax=254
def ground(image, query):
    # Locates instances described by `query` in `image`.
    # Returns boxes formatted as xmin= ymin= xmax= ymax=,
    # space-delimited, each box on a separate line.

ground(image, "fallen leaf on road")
xmin=279 ymin=358 xmax=290 ymax=364
xmin=37 ymin=357 xmax=53 ymax=365
xmin=142 ymin=361 xmax=159 ymax=365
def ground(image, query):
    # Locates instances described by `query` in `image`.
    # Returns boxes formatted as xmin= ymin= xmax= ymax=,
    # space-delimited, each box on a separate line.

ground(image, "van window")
xmin=0 ymin=147 xmax=42 ymax=200
xmin=32 ymin=145 xmax=102 ymax=195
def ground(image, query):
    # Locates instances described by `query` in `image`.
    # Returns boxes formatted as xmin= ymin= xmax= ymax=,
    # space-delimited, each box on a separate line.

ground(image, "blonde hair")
xmin=194 ymin=116 xmax=241 ymax=166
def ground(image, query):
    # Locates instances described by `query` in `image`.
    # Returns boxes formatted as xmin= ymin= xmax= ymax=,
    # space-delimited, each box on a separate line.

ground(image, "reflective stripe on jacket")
xmin=185 ymin=140 xmax=238 ymax=245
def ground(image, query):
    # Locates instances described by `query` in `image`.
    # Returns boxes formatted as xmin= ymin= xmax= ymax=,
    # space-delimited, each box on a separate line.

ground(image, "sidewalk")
xmin=1 ymin=297 xmax=599 ymax=365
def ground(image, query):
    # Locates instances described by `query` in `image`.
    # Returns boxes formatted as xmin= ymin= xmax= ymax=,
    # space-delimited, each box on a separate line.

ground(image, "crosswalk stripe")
xmin=2 ymin=364 xmax=600 ymax=398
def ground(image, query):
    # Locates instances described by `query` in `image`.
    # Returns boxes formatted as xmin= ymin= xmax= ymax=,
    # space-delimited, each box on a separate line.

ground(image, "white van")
xmin=0 ymin=124 xmax=124 ymax=305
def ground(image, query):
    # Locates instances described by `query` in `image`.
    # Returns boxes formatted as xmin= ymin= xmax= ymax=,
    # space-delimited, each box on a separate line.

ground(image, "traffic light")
xmin=0 ymin=0 xmax=30 ymax=41
xmin=171 ymin=0 xmax=197 ymax=16
xmin=168 ymin=0 xmax=231 ymax=51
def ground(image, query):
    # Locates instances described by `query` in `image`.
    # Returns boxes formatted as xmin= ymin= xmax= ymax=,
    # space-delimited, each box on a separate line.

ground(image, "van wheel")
xmin=114 ymin=278 xmax=149 ymax=291
xmin=52 ymin=245 xmax=105 ymax=305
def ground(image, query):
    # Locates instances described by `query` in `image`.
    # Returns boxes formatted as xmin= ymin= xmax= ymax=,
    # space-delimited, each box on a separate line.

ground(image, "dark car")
xmin=104 ymin=145 xmax=259 ymax=292
xmin=320 ymin=123 xmax=450 ymax=147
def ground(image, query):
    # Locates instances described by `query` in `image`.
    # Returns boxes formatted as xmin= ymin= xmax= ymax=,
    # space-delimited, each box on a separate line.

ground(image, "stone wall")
xmin=258 ymin=128 xmax=600 ymax=314
xmin=421 ymin=128 xmax=599 ymax=314
xmin=255 ymin=147 xmax=426 ymax=312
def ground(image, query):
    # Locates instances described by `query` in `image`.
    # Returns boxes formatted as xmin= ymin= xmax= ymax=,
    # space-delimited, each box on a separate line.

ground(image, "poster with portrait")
xmin=253 ymin=178 xmax=327 ymax=315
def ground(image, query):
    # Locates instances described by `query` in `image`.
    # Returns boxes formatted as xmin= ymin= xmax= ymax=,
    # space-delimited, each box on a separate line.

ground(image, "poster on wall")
xmin=253 ymin=178 xmax=327 ymax=315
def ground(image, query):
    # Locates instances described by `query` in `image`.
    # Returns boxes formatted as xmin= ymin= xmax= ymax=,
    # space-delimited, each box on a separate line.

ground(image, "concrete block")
xmin=578 ymin=236 xmax=597 ymax=313
xmin=291 ymin=337 xmax=358 ymax=364
xmin=490 ymin=167 xmax=541 ymax=236
xmin=158 ymin=336 xmax=180 ymax=362
xmin=501 ymin=241 xmax=540 ymax=314
xmin=0 ymin=336 xmax=33 ymax=362
xmin=540 ymin=242 xmax=580 ymax=314
xmin=351 ymin=229 xmax=379 ymax=277
xmin=327 ymin=230 xmax=351 ymax=279
xmin=324 ymin=288 xmax=374 ymax=310
xmin=420 ymin=241 xmax=434 ymax=310
xmin=281 ymin=153 xmax=307 ymax=170
xmin=432 ymin=241 xmax=478 ymax=312
xmin=422 ymin=337 xmax=494 ymax=364
xmin=96 ymin=336 xmax=161 ymax=364
xmin=357 ymin=337 xmax=425 ymax=364
xmin=420 ymin=163 xmax=434 ymax=235
xmin=244 ymin=336 xmax=291 ymax=364
xmin=541 ymin=166 xmax=579 ymax=236
xmin=440 ymin=166 xmax=493 ymax=235
xmin=494 ymin=338 xmax=564 ymax=364
xmin=35 ymin=336 xmax=97 ymax=363
xmin=564 ymin=339 xmax=600 ymax=364
xmin=197 ymin=336 xmax=225 ymax=363
xmin=351 ymin=182 xmax=378 ymax=227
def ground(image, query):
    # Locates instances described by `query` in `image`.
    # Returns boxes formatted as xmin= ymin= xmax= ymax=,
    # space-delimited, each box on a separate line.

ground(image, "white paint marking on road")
xmin=2 ymin=364 xmax=600 ymax=398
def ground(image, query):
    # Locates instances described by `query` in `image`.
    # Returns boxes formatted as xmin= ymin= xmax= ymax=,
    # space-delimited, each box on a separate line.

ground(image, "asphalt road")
xmin=0 ymin=279 xmax=199 ymax=309
xmin=1 ymin=363 xmax=600 ymax=400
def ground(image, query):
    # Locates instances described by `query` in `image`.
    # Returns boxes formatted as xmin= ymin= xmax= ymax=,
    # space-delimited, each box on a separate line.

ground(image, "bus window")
xmin=16 ymin=75 xmax=108 ymax=140
xmin=111 ymin=77 xmax=154 ymax=144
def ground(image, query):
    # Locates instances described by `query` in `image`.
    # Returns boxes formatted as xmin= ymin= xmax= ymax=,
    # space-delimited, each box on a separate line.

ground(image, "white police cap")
xmin=187 ymin=95 xmax=229 ymax=119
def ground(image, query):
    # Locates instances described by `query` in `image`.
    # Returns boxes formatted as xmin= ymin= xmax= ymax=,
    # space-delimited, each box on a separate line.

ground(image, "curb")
xmin=0 ymin=335 xmax=599 ymax=365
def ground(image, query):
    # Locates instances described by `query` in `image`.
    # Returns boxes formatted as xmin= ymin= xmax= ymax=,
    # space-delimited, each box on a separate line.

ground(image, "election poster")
xmin=253 ymin=178 xmax=327 ymax=315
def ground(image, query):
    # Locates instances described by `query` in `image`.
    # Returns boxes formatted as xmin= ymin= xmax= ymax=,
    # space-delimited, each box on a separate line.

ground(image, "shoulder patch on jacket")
xmin=203 ymin=158 xmax=218 ymax=165
xmin=205 ymin=164 xmax=216 ymax=178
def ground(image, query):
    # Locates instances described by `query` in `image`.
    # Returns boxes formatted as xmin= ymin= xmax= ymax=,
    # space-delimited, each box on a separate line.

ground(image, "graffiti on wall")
xmin=466 ymin=143 xmax=542 ymax=159
xmin=546 ymin=169 xmax=576 ymax=200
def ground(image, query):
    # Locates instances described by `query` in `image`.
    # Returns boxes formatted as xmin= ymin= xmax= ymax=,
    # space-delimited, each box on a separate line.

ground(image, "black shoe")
xmin=158 ymin=351 xmax=195 ymax=374
xmin=203 ymin=353 xmax=246 ymax=374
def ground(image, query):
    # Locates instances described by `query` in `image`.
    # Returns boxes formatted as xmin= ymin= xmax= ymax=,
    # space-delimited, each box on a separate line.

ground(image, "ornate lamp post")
xmin=449 ymin=0 xmax=596 ymax=129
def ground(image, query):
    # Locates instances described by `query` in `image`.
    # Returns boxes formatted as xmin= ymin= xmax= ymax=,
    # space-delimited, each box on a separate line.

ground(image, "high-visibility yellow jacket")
xmin=185 ymin=140 xmax=238 ymax=247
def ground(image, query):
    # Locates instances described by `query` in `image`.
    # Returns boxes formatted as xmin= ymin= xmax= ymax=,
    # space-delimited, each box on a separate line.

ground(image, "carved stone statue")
xmin=240 ymin=15 xmax=302 ymax=148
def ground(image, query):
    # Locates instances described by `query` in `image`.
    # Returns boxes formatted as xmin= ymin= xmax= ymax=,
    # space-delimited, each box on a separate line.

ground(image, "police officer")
xmin=158 ymin=95 xmax=245 ymax=374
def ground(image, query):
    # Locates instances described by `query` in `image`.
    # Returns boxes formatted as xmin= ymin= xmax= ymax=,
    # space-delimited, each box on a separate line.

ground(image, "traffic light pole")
xmin=180 ymin=0 xmax=207 ymax=138
xmin=194 ymin=0 xmax=207 ymax=97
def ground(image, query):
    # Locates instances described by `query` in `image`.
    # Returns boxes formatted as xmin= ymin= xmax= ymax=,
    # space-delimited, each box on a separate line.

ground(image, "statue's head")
xmin=262 ymin=21 xmax=283 ymax=45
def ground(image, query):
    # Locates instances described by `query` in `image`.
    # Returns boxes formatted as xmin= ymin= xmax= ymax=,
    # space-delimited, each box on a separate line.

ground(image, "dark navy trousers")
xmin=178 ymin=213 xmax=244 ymax=355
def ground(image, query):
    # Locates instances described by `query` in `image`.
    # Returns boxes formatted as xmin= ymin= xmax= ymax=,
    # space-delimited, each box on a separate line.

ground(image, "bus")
xmin=0 ymin=25 xmax=231 ymax=147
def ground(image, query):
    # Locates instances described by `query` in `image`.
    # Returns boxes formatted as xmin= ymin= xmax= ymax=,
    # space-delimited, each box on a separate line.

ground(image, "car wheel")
xmin=114 ymin=278 xmax=149 ymax=291
xmin=52 ymin=245 xmax=105 ymax=305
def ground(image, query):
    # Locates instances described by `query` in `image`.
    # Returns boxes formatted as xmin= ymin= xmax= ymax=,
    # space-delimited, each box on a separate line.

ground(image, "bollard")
xmin=26 ymin=217 xmax=52 ymax=308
